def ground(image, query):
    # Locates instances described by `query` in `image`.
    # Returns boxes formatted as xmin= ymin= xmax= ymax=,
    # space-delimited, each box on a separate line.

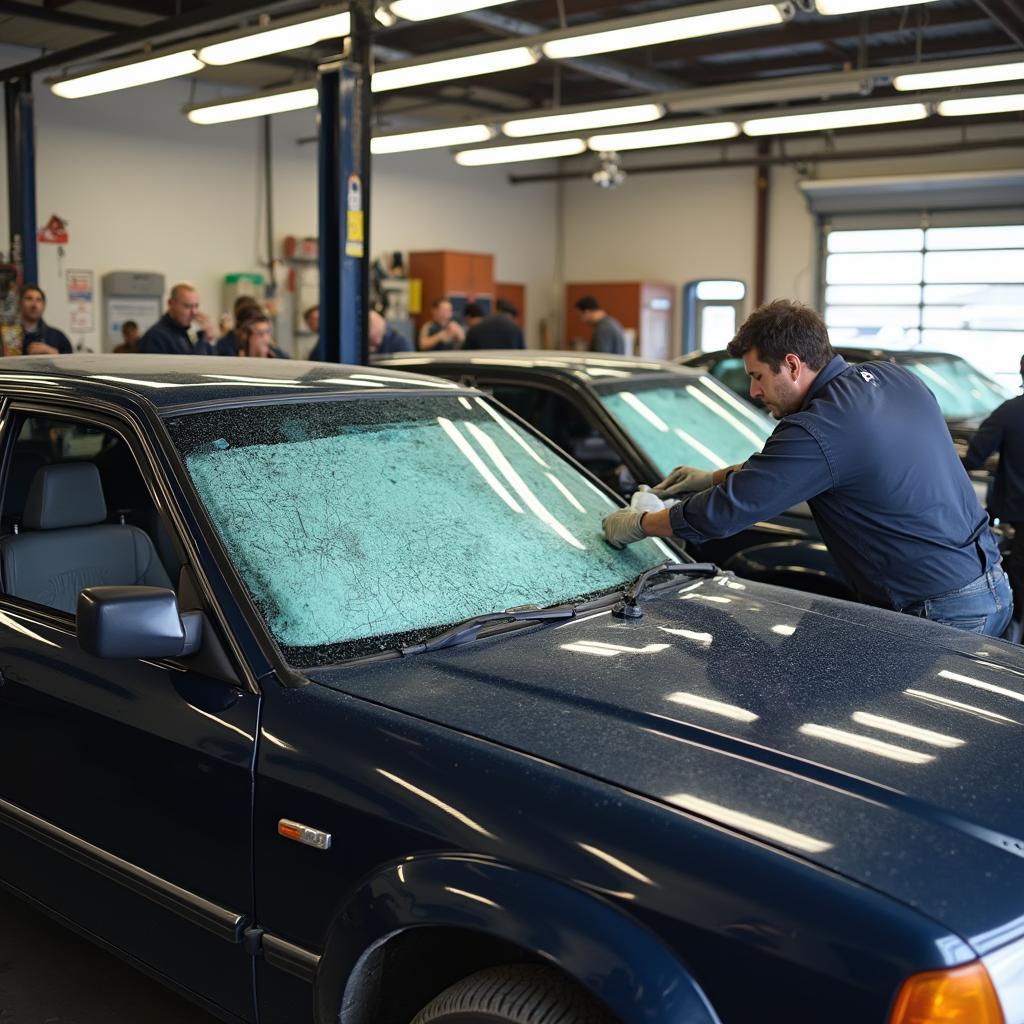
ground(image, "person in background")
xmin=215 ymin=295 xmax=261 ymax=356
xmin=368 ymin=310 xmax=412 ymax=356
xmin=139 ymin=282 xmax=212 ymax=355
xmin=964 ymin=353 xmax=1024 ymax=624
xmin=575 ymin=295 xmax=626 ymax=355
xmin=237 ymin=310 xmax=278 ymax=359
xmin=418 ymin=298 xmax=465 ymax=351
xmin=304 ymin=305 xmax=322 ymax=360
xmin=464 ymin=298 xmax=525 ymax=350
xmin=463 ymin=302 xmax=485 ymax=331
xmin=114 ymin=320 xmax=140 ymax=354
xmin=19 ymin=285 xmax=72 ymax=354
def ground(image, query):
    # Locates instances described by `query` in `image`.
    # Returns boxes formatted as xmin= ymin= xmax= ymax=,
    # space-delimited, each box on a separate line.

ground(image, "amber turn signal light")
xmin=889 ymin=961 xmax=1004 ymax=1024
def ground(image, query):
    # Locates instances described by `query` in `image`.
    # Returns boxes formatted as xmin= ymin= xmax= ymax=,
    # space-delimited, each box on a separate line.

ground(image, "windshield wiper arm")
xmin=614 ymin=561 xmax=717 ymax=619
xmin=402 ymin=605 xmax=576 ymax=655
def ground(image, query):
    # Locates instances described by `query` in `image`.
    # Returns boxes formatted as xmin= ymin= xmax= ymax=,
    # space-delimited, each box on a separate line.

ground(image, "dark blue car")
xmin=1 ymin=356 xmax=1023 ymax=1024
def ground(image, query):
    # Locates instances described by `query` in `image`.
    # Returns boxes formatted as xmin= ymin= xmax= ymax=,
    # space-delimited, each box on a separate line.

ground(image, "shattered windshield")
xmin=598 ymin=375 xmax=773 ymax=475
xmin=167 ymin=394 xmax=672 ymax=667
xmin=900 ymin=355 xmax=1010 ymax=421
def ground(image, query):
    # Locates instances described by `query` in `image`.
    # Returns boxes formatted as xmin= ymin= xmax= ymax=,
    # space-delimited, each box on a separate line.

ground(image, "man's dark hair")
xmin=432 ymin=297 xmax=450 ymax=309
xmin=122 ymin=320 xmax=138 ymax=331
xmin=233 ymin=294 xmax=260 ymax=317
xmin=574 ymin=294 xmax=600 ymax=313
xmin=496 ymin=298 xmax=518 ymax=317
xmin=303 ymin=304 xmax=319 ymax=321
xmin=19 ymin=284 xmax=45 ymax=303
xmin=236 ymin=308 xmax=270 ymax=333
xmin=464 ymin=302 xmax=484 ymax=319
xmin=727 ymin=299 xmax=834 ymax=372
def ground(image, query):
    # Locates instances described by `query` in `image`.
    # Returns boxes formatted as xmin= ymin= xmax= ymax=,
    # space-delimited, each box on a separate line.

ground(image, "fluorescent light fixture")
xmin=743 ymin=102 xmax=928 ymax=135
xmin=542 ymin=4 xmax=784 ymax=60
xmin=696 ymin=279 xmax=745 ymax=300
xmin=815 ymin=0 xmax=940 ymax=12
xmin=937 ymin=93 xmax=1024 ymax=117
xmin=372 ymin=124 xmax=496 ymax=154
xmin=455 ymin=137 xmax=585 ymax=165
xmin=188 ymin=87 xmax=318 ymax=124
xmin=894 ymin=60 xmax=1024 ymax=91
xmin=373 ymin=46 xmax=538 ymax=93
xmin=589 ymin=119 xmax=739 ymax=150
xmin=51 ymin=50 xmax=203 ymax=98
xmin=390 ymin=0 xmax=517 ymax=20
xmin=503 ymin=103 xmax=664 ymax=138
xmin=198 ymin=12 xmax=350 ymax=66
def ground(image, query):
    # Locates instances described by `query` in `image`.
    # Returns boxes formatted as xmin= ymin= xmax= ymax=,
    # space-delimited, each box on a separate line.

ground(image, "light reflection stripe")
xmin=904 ymin=688 xmax=1016 ymax=724
xmin=0 ymin=610 xmax=60 ymax=648
xmin=444 ymin=887 xmax=501 ymax=908
xmin=619 ymin=392 xmax=670 ymax=432
xmin=475 ymin=398 xmax=548 ymax=466
xmin=799 ymin=724 xmax=935 ymax=764
xmin=697 ymin=374 xmax=774 ymax=429
xmin=667 ymin=792 xmax=832 ymax=854
xmin=561 ymin=641 xmax=670 ymax=656
xmin=666 ymin=691 xmax=758 ymax=722
xmin=673 ymin=427 xmax=727 ymax=468
xmin=680 ymin=593 xmax=731 ymax=604
xmin=351 ymin=373 xmax=460 ymax=389
xmin=545 ymin=473 xmax=586 ymax=512
xmin=851 ymin=711 xmax=963 ymax=748
xmin=464 ymin=422 xmax=585 ymax=550
xmin=436 ymin=418 xmax=522 ymax=513
xmin=377 ymin=770 xmax=495 ymax=837
xmin=458 ymin=397 xmax=473 ymax=410
xmin=658 ymin=626 xmax=713 ymax=645
xmin=686 ymin=386 xmax=768 ymax=449
xmin=579 ymin=843 xmax=654 ymax=884
xmin=938 ymin=669 xmax=1024 ymax=704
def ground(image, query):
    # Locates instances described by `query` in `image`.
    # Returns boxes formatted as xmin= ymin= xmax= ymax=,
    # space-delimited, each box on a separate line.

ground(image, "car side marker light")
xmin=889 ymin=962 xmax=1004 ymax=1024
xmin=277 ymin=819 xmax=332 ymax=851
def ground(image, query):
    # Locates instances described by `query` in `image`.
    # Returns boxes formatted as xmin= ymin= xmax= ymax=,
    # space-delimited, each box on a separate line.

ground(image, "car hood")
xmin=311 ymin=576 xmax=1024 ymax=950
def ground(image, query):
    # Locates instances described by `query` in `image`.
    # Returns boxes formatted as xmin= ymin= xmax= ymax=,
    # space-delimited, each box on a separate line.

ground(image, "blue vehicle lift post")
xmin=5 ymin=74 xmax=38 ymax=287
xmin=318 ymin=0 xmax=373 ymax=365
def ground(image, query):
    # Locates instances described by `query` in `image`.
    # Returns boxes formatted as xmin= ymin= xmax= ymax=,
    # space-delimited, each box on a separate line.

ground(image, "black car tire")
xmin=410 ymin=965 xmax=617 ymax=1024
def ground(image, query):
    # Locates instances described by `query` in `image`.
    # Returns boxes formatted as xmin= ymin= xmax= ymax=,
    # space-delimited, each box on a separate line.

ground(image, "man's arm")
xmin=964 ymin=406 xmax=1004 ymax=471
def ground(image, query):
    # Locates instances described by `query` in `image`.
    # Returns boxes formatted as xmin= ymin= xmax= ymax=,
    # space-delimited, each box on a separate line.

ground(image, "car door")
xmin=0 ymin=403 xmax=259 ymax=1021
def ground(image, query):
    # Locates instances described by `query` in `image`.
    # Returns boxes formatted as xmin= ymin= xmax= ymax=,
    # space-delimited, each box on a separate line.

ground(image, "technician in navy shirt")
xmin=19 ymin=285 xmax=72 ymax=354
xmin=139 ymin=282 xmax=213 ymax=355
xmin=603 ymin=300 xmax=1012 ymax=637
xmin=464 ymin=298 xmax=525 ymax=350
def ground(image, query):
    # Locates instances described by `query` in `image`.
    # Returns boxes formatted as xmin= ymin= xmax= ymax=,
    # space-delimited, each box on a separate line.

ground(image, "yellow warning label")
xmin=345 ymin=210 xmax=364 ymax=258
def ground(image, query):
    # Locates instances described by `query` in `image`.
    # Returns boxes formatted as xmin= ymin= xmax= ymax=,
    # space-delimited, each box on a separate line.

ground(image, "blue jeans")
xmin=903 ymin=568 xmax=1014 ymax=638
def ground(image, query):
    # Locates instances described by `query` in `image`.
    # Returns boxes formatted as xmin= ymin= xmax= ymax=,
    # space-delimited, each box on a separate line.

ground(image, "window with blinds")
xmin=821 ymin=223 xmax=1024 ymax=390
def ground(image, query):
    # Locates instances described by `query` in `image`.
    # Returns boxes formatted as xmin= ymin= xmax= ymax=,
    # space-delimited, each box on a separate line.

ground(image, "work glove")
xmin=602 ymin=508 xmax=648 ymax=550
xmin=653 ymin=465 xmax=714 ymax=497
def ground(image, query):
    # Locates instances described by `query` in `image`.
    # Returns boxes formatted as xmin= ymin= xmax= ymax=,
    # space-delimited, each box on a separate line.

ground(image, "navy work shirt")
xmin=965 ymin=390 xmax=1024 ymax=523
xmin=22 ymin=320 xmax=72 ymax=354
xmin=139 ymin=314 xmax=212 ymax=356
xmin=668 ymin=355 xmax=1001 ymax=610
xmin=464 ymin=315 xmax=524 ymax=350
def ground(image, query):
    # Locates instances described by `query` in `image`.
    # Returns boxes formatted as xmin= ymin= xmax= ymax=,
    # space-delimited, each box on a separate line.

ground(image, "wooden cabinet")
xmin=495 ymin=282 xmax=526 ymax=327
xmin=409 ymin=251 xmax=494 ymax=333
xmin=565 ymin=282 xmax=675 ymax=359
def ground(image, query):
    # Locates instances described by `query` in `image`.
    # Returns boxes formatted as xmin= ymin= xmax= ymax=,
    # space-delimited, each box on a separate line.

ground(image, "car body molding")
xmin=320 ymin=853 xmax=721 ymax=1024
xmin=984 ymin=936 xmax=1024 ymax=1024
xmin=0 ymin=794 xmax=246 ymax=943
xmin=263 ymin=932 xmax=321 ymax=982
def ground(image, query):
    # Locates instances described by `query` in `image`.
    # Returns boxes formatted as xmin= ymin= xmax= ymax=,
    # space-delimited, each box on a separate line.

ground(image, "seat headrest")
xmin=23 ymin=463 xmax=107 ymax=530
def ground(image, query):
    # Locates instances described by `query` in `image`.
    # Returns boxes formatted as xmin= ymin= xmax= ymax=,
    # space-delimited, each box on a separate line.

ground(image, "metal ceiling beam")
xmin=0 ymin=1 xmax=131 ymax=33
xmin=974 ymin=0 xmax=1024 ymax=49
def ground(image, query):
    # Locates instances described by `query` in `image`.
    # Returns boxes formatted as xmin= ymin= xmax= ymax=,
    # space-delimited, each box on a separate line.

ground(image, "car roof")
xmin=0 ymin=355 xmax=468 ymax=412
xmin=380 ymin=349 xmax=706 ymax=385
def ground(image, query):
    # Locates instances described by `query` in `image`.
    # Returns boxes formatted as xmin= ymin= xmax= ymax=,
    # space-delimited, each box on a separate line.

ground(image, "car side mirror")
xmin=77 ymin=586 xmax=203 ymax=660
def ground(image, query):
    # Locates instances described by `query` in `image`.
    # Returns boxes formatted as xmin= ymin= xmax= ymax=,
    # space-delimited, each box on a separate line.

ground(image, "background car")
xmin=3 ymin=355 xmax=1024 ymax=1024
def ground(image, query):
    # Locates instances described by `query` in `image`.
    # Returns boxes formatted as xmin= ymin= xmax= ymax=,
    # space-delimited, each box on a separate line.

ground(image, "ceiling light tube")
xmin=815 ymin=0 xmax=940 ymax=13
xmin=187 ymin=86 xmax=318 ymax=124
xmin=743 ymin=102 xmax=928 ymax=135
xmin=894 ymin=60 xmax=1024 ymax=91
xmin=372 ymin=45 xmax=538 ymax=92
xmin=541 ymin=2 xmax=785 ymax=61
xmin=589 ymin=120 xmax=739 ymax=150
xmin=504 ymin=103 xmax=664 ymax=138
xmin=937 ymin=93 xmax=1024 ymax=117
xmin=390 ymin=0 xmax=517 ymax=20
xmin=372 ymin=123 xmax=496 ymax=154
xmin=198 ymin=11 xmax=350 ymax=66
xmin=51 ymin=50 xmax=203 ymax=98
xmin=455 ymin=138 xmax=586 ymax=166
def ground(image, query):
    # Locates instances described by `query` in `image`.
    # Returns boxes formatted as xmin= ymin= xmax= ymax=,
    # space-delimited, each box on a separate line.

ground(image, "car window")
xmin=709 ymin=357 xmax=754 ymax=400
xmin=166 ymin=395 xmax=673 ymax=667
xmin=898 ymin=355 xmax=1011 ymax=420
xmin=597 ymin=376 xmax=773 ymax=475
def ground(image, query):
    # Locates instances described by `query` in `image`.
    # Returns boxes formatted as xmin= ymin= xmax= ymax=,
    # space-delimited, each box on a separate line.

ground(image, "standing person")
xmin=575 ymin=295 xmax=626 ymax=355
xmin=463 ymin=302 xmax=485 ymax=332
xmin=139 ymin=283 xmax=213 ymax=355
xmin=304 ymin=305 xmax=322 ymax=360
xmin=964 ymin=353 xmax=1024 ymax=623
xmin=464 ymin=298 xmax=525 ymax=350
xmin=215 ymin=295 xmax=261 ymax=356
xmin=418 ymin=298 xmax=465 ymax=351
xmin=368 ymin=311 xmax=412 ymax=356
xmin=237 ymin=311 xmax=279 ymax=358
xmin=114 ymin=320 xmax=140 ymax=354
xmin=601 ymin=299 xmax=1012 ymax=638
xmin=18 ymin=285 xmax=72 ymax=354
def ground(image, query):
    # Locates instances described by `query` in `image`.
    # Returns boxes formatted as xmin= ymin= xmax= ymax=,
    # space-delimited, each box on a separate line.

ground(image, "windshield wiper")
xmin=401 ymin=605 xmax=576 ymax=655
xmin=614 ymin=561 xmax=717 ymax=620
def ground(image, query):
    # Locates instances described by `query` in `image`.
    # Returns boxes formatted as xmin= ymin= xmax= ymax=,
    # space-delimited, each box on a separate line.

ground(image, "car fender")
xmin=316 ymin=852 xmax=720 ymax=1024
xmin=723 ymin=539 xmax=852 ymax=597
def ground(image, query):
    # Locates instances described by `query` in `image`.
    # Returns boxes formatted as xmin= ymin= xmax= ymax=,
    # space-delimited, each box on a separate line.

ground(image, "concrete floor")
xmin=0 ymin=886 xmax=220 ymax=1022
